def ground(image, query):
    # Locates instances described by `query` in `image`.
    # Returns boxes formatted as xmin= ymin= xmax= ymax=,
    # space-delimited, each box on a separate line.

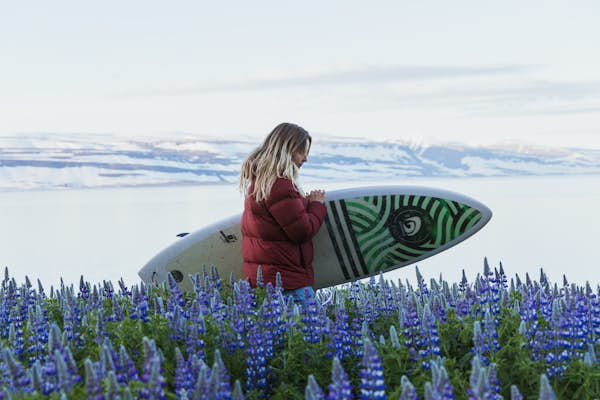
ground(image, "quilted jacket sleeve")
xmin=265 ymin=178 xmax=327 ymax=244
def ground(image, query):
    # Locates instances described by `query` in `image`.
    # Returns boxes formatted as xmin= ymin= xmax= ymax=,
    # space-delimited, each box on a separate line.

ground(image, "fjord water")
xmin=1 ymin=175 xmax=598 ymax=290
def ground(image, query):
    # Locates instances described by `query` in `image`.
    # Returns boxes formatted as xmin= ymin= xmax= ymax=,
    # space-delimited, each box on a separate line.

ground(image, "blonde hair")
xmin=240 ymin=122 xmax=311 ymax=202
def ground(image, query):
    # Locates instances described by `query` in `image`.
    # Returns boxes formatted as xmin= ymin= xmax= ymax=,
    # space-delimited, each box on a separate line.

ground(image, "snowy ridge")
xmin=1 ymin=134 xmax=599 ymax=190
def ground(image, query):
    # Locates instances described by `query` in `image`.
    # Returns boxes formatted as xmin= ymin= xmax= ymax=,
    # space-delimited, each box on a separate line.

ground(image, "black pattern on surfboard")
xmin=329 ymin=201 xmax=361 ymax=278
xmin=339 ymin=200 xmax=369 ymax=276
xmin=324 ymin=213 xmax=351 ymax=280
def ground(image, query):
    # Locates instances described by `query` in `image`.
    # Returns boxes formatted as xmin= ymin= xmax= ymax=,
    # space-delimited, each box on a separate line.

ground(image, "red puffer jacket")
xmin=241 ymin=177 xmax=327 ymax=289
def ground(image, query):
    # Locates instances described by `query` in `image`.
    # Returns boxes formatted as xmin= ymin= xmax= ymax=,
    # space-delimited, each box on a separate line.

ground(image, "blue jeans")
xmin=283 ymin=286 xmax=315 ymax=308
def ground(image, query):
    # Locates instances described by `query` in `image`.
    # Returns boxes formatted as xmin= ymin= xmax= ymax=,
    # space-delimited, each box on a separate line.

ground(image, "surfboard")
xmin=138 ymin=186 xmax=492 ymax=290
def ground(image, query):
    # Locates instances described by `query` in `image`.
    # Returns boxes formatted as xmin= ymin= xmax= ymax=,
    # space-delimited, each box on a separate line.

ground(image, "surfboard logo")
xmin=388 ymin=207 xmax=433 ymax=246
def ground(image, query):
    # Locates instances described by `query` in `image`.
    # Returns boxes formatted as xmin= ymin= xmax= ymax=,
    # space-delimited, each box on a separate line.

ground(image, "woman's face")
xmin=292 ymin=141 xmax=310 ymax=168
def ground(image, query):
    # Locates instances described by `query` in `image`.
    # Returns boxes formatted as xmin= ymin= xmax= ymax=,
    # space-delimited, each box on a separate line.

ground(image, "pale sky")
xmin=1 ymin=1 xmax=599 ymax=148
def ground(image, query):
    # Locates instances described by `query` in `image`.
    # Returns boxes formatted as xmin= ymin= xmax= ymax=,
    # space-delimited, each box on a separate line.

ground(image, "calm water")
xmin=1 ymin=175 xmax=599 ymax=290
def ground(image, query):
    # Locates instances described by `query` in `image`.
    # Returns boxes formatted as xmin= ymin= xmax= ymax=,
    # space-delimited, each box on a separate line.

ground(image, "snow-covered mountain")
xmin=1 ymin=134 xmax=599 ymax=190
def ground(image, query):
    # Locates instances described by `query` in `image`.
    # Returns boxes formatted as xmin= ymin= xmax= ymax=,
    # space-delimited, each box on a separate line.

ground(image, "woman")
xmin=239 ymin=122 xmax=326 ymax=303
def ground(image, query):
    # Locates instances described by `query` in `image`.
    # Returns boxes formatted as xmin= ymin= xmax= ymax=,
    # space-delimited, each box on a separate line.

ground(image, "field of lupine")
xmin=0 ymin=259 xmax=599 ymax=399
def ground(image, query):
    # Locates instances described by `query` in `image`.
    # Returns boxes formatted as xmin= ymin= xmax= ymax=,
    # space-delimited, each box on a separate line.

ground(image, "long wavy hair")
xmin=240 ymin=122 xmax=311 ymax=202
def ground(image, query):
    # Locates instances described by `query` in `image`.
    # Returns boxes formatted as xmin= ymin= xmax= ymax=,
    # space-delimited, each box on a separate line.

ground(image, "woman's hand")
xmin=307 ymin=189 xmax=326 ymax=203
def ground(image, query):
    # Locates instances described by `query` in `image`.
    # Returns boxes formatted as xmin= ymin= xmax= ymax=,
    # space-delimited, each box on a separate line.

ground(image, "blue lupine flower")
xmin=428 ymin=358 xmax=454 ymax=399
xmin=332 ymin=302 xmax=353 ymax=360
xmin=103 ymin=280 xmax=114 ymax=299
xmin=143 ymin=355 xmax=166 ymax=400
xmin=3 ymin=348 xmax=31 ymax=392
xmin=389 ymin=325 xmax=401 ymax=350
xmin=105 ymin=370 xmax=120 ymax=400
xmin=210 ymin=349 xmax=232 ymax=399
xmin=302 ymin=291 xmax=325 ymax=344
xmin=118 ymin=345 xmax=139 ymax=384
xmin=174 ymin=347 xmax=189 ymax=395
xmin=306 ymin=374 xmax=325 ymax=400
xmin=402 ymin=292 xmax=420 ymax=362
xmin=246 ymin=324 xmax=268 ymax=394
xmin=327 ymin=357 xmax=353 ymax=400
xmin=232 ymin=379 xmax=246 ymax=400
xmin=118 ymin=278 xmax=132 ymax=297
xmin=538 ymin=374 xmax=556 ymax=400
xmin=418 ymin=303 xmax=441 ymax=370
xmin=185 ymin=311 xmax=206 ymax=360
xmin=510 ymin=385 xmax=523 ymax=400
xmin=399 ymin=375 xmax=418 ymax=400
xmin=78 ymin=276 xmax=90 ymax=300
xmin=467 ymin=356 xmax=501 ymax=400
xmin=359 ymin=339 xmax=386 ymax=400
xmin=84 ymin=358 xmax=104 ymax=400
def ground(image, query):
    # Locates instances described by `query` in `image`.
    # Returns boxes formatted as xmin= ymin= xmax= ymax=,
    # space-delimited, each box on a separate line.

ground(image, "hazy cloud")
xmin=345 ymin=79 xmax=600 ymax=117
xmin=123 ymin=64 xmax=534 ymax=97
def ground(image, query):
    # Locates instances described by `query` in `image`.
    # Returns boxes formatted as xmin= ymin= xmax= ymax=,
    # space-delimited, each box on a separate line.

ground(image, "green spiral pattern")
xmin=342 ymin=195 xmax=482 ymax=274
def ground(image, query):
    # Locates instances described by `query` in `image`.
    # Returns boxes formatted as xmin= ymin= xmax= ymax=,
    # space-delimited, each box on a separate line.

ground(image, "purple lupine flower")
xmin=95 ymin=309 xmax=108 ymax=344
xmin=139 ymin=356 xmax=166 ymax=400
xmin=55 ymin=349 xmax=73 ymax=392
xmin=467 ymin=356 xmax=501 ymax=400
xmin=399 ymin=375 xmax=418 ymax=400
xmin=302 ymin=291 xmax=325 ymax=344
xmin=103 ymin=280 xmax=114 ymax=299
xmin=118 ymin=278 xmax=132 ymax=297
xmin=130 ymin=284 xmax=150 ymax=323
xmin=456 ymin=269 xmax=471 ymax=316
xmin=510 ymin=385 xmax=523 ymax=400
xmin=246 ymin=324 xmax=268 ymax=394
xmin=538 ymin=374 xmax=556 ymax=400
xmin=140 ymin=337 xmax=163 ymax=384
xmin=544 ymin=300 xmax=563 ymax=378
xmin=3 ymin=348 xmax=31 ymax=392
xmin=64 ymin=347 xmax=82 ymax=386
xmin=117 ymin=345 xmax=139 ymax=384
xmin=472 ymin=321 xmax=490 ymax=365
xmin=185 ymin=310 xmax=206 ymax=360
xmin=429 ymin=358 xmax=454 ymax=399
xmin=209 ymin=265 xmax=223 ymax=292
xmin=112 ymin=296 xmax=124 ymax=322
xmin=418 ymin=303 xmax=441 ymax=370
xmin=190 ymin=273 xmax=210 ymax=313
xmin=27 ymin=300 xmax=48 ymax=364
xmin=258 ymin=286 xmax=277 ymax=359
xmin=8 ymin=314 xmax=25 ymax=359
xmin=210 ymin=349 xmax=232 ymax=399
xmin=84 ymin=358 xmax=104 ymax=400
xmin=350 ymin=313 xmax=365 ymax=359
xmin=415 ymin=266 xmax=429 ymax=298
xmin=586 ymin=283 xmax=600 ymax=343
xmin=327 ymin=356 xmax=353 ymax=400
xmin=78 ymin=276 xmax=90 ymax=300
xmin=192 ymin=361 xmax=211 ymax=399
xmin=166 ymin=273 xmax=185 ymax=317
xmin=483 ymin=309 xmax=500 ymax=353
xmin=584 ymin=343 xmax=597 ymax=366
xmin=105 ymin=370 xmax=120 ymax=400
xmin=359 ymin=339 xmax=386 ymax=400
xmin=231 ymin=280 xmax=257 ymax=351
xmin=306 ymin=374 xmax=325 ymax=400
xmin=100 ymin=341 xmax=117 ymax=380
xmin=402 ymin=293 xmax=420 ymax=362
xmin=174 ymin=347 xmax=189 ymax=395
xmin=256 ymin=265 xmax=264 ymax=288
xmin=332 ymin=302 xmax=353 ymax=360
xmin=232 ymin=379 xmax=245 ymax=400
xmin=31 ymin=360 xmax=44 ymax=394
xmin=389 ymin=325 xmax=401 ymax=349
